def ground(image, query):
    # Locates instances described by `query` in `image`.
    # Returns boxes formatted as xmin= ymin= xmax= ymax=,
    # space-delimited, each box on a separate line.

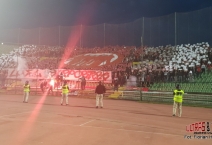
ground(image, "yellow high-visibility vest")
xmin=23 ymin=85 xmax=30 ymax=92
xmin=62 ymin=85 xmax=69 ymax=94
xmin=173 ymin=89 xmax=184 ymax=103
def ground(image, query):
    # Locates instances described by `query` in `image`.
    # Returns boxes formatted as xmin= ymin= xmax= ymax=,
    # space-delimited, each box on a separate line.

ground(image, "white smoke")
xmin=13 ymin=56 xmax=28 ymax=72
xmin=126 ymin=75 xmax=137 ymax=87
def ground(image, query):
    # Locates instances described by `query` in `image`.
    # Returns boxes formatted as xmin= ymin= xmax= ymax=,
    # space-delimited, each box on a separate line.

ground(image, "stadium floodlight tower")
xmin=15 ymin=52 xmax=19 ymax=94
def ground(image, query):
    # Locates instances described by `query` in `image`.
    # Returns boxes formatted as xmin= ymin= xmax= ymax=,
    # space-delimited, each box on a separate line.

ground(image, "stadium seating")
xmin=0 ymin=42 xmax=212 ymax=94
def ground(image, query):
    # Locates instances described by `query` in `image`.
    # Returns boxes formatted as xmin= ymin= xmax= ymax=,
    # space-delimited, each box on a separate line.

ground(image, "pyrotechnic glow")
xmin=50 ymin=79 xmax=54 ymax=87
xmin=70 ymin=84 xmax=75 ymax=89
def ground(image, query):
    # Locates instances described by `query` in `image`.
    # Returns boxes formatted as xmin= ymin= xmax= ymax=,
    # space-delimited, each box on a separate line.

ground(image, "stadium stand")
xmin=0 ymin=42 xmax=212 ymax=94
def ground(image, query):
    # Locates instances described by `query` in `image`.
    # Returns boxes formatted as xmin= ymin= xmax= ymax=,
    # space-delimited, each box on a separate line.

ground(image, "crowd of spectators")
xmin=120 ymin=42 xmax=212 ymax=87
xmin=0 ymin=42 xmax=212 ymax=87
xmin=1 ymin=44 xmax=142 ymax=71
xmin=0 ymin=52 xmax=17 ymax=69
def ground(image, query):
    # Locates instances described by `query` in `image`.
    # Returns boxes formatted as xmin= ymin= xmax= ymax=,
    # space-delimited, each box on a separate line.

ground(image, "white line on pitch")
xmin=79 ymin=120 xmax=95 ymax=126
xmin=0 ymin=111 xmax=31 ymax=118
xmin=84 ymin=125 xmax=183 ymax=137
xmin=0 ymin=118 xmax=78 ymax=126
xmin=0 ymin=118 xmax=183 ymax=137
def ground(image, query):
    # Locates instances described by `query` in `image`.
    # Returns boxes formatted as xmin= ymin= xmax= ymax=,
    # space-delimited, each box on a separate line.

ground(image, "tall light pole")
xmin=36 ymin=58 xmax=38 ymax=95
xmin=102 ymin=61 xmax=106 ymax=84
xmin=141 ymin=37 xmax=143 ymax=61
xmin=15 ymin=53 xmax=18 ymax=94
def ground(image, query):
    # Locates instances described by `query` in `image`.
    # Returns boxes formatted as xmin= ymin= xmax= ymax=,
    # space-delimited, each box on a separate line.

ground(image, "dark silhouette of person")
xmin=80 ymin=76 xmax=86 ymax=90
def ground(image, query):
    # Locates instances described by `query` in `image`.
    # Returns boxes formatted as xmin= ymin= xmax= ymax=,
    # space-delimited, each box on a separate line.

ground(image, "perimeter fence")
xmin=119 ymin=90 xmax=212 ymax=107
xmin=1 ymin=7 xmax=212 ymax=47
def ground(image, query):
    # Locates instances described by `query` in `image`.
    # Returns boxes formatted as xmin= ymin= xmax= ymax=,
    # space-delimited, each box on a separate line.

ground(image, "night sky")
xmin=0 ymin=0 xmax=212 ymax=29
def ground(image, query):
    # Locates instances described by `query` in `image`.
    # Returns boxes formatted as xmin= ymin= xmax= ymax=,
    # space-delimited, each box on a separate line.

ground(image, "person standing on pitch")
xmin=61 ymin=80 xmax=69 ymax=105
xmin=113 ymin=78 xmax=119 ymax=92
xmin=173 ymin=84 xmax=184 ymax=117
xmin=80 ymin=76 xmax=86 ymax=90
xmin=23 ymin=81 xmax=30 ymax=103
xmin=95 ymin=81 xmax=106 ymax=108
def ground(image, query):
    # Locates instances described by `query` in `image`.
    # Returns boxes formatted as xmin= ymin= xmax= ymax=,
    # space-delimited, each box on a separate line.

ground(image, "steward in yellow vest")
xmin=24 ymin=84 xmax=30 ymax=92
xmin=173 ymin=89 xmax=184 ymax=103
xmin=173 ymin=84 xmax=184 ymax=117
xmin=23 ymin=81 xmax=30 ymax=103
xmin=61 ymin=80 xmax=69 ymax=105
xmin=62 ymin=84 xmax=69 ymax=94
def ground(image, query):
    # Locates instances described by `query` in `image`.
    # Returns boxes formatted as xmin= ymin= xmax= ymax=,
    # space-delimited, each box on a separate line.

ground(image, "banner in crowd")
xmin=6 ymin=69 xmax=112 ymax=82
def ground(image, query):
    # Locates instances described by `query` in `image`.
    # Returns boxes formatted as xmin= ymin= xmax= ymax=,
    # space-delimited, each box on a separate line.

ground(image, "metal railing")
xmin=119 ymin=90 xmax=212 ymax=107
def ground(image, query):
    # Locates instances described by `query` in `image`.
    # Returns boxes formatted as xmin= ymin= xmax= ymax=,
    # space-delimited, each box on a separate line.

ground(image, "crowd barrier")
xmin=0 ymin=78 xmax=114 ymax=95
xmin=119 ymin=90 xmax=212 ymax=107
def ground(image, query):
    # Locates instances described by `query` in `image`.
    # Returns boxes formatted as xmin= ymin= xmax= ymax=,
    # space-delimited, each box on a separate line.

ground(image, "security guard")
xmin=95 ymin=81 xmax=106 ymax=108
xmin=173 ymin=84 xmax=184 ymax=117
xmin=23 ymin=81 xmax=30 ymax=103
xmin=61 ymin=80 xmax=69 ymax=105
